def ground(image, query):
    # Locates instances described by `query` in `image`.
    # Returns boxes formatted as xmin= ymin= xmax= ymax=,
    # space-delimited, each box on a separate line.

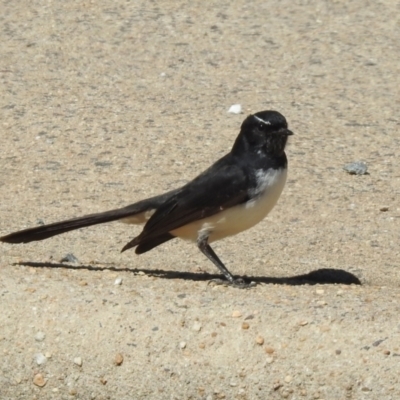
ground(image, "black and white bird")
xmin=1 ymin=110 xmax=293 ymax=287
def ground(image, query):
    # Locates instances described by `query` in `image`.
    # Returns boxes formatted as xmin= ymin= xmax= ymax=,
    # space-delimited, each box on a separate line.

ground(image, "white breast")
xmin=172 ymin=167 xmax=287 ymax=243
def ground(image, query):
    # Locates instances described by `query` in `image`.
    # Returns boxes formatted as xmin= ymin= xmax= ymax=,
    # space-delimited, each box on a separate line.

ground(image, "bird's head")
xmin=233 ymin=110 xmax=293 ymax=156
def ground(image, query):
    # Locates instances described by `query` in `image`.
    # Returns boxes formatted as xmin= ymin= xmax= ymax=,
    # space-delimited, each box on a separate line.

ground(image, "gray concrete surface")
xmin=0 ymin=1 xmax=399 ymax=399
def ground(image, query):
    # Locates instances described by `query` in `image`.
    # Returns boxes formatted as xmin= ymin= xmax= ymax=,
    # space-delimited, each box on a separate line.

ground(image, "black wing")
xmin=122 ymin=154 xmax=250 ymax=252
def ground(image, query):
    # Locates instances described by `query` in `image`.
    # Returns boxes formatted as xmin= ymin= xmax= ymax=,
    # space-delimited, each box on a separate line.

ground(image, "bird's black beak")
xmin=279 ymin=128 xmax=293 ymax=136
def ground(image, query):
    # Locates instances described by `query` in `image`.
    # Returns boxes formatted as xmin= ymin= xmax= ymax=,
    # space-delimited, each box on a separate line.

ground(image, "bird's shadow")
xmin=13 ymin=261 xmax=361 ymax=286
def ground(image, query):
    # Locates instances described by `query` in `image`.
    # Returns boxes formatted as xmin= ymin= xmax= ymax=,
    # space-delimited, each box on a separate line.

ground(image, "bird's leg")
xmin=197 ymin=235 xmax=255 ymax=288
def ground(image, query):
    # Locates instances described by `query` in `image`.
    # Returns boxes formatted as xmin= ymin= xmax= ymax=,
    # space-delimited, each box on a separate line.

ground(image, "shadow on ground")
xmin=14 ymin=261 xmax=361 ymax=286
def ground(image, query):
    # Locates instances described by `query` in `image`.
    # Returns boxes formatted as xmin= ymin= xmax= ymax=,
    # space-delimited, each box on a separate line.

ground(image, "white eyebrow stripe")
xmin=254 ymin=115 xmax=271 ymax=125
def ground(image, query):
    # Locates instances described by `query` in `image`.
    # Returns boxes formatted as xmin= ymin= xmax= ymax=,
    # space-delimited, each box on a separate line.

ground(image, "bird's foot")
xmin=208 ymin=277 xmax=256 ymax=289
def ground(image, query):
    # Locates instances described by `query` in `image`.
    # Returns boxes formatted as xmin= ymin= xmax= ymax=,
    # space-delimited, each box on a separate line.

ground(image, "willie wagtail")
xmin=0 ymin=110 xmax=293 ymax=287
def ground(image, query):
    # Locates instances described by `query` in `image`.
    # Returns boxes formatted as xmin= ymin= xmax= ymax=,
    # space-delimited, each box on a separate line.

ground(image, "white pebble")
xmin=192 ymin=321 xmax=202 ymax=332
xmin=284 ymin=375 xmax=293 ymax=383
xmin=34 ymin=353 xmax=47 ymax=365
xmin=179 ymin=341 xmax=186 ymax=349
xmin=35 ymin=332 xmax=46 ymax=342
xmin=73 ymin=357 xmax=83 ymax=366
xmin=228 ymin=104 xmax=242 ymax=114
xmin=114 ymin=277 xmax=123 ymax=285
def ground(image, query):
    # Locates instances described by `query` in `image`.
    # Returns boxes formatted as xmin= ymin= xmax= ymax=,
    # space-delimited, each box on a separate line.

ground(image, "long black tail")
xmin=0 ymin=189 xmax=178 ymax=244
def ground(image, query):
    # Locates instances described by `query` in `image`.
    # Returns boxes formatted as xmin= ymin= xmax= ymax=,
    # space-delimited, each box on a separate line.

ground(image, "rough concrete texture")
xmin=0 ymin=1 xmax=399 ymax=399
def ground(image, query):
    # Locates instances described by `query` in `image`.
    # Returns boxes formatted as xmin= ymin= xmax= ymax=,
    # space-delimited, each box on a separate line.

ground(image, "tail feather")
xmin=0 ymin=189 xmax=179 ymax=244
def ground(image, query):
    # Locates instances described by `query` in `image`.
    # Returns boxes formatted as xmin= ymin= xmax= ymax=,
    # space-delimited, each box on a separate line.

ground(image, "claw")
xmin=208 ymin=278 xmax=256 ymax=289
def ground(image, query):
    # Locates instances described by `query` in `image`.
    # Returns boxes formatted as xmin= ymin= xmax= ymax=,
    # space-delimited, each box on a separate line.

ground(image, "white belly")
xmin=172 ymin=167 xmax=287 ymax=242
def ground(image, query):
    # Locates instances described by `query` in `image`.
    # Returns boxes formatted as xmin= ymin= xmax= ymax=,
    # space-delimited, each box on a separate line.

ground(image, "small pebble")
xmin=114 ymin=277 xmax=123 ymax=285
xmin=255 ymin=336 xmax=264 ymax=345
xmin=33 ymin=373 xmax=46 ymax=387
xmin=179 ymin=341 xmax=187 ymax=349
xmin=114 ymin=353 xmax=124 ymax=366
xmin=299 ymin=320 xmax=308 ymax=326
xmin=383 ymin=350 xmax=391 ymax=355
xmin=284 ymin=375 xmax=292 ymax=383
xmin=315 ymin=289 xmax=324 ymax=295
xmin=380 ymin=206 xmax=389 ymax=212
xmin=73 ymin=357 xmax=82 ymax=366
xmin=265 ymin=346 xmax=275 ymax=354
xmin=228 ymin=104 xmax=242 ymax=114
xmin=60 ymin=253 xmax=79 ymax=263
xmin=35 ymin=332 xmax=46 ymax=342
xmin=100 ymin=377 xmax=107 ymax=385
xmin=273 ymin=381 xmax=282 ymax=390
xmin=34 ymin=353 xmax=47 ymax=366
xmin=335 ymin=349 xmax=342 ymax=355
xmin=199 ymin=343 xmax=205 ymax=349
xmin=192 ymin=321 xmax=202 ymax=332
xmin=372 ymin=338 xmax=386 ymax=347
xmin=265 ymin=356 xmax=274 ymax=364
xmin=343 ymin=161 xmax=368 ymax=175
xmin=232 ymin=310 xmax=242 ymax=318
xmin=242 ymin=322 xmax=250 ymax=330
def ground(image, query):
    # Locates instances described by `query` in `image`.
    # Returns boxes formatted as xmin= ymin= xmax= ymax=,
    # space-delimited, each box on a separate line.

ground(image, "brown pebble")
xmin=79 ymin=281 xmax=88 ymax=286
xmin=100 ymin=377 xmax=107 ymax=385
xmin=265 ymin=346 xmax=275 ymax=354
xmin=383 ymin=350 xmax=390 ymax=355
xmin=199 ymin=343 xmax=205 ymax=349
xmin=255 ymin=336 xmax=264 ymax=345
xmin=242 ymin=322 xmax=250 ymax=330
xmin=114 ymin=353 xmax=124 ymax=366
xmin=33 ymin=373 xmax=46 ymax=387
xmin=211 ymin=332 xmax=217 ymax=337
xmin=380 ymin=206 xmax=389 ymax=212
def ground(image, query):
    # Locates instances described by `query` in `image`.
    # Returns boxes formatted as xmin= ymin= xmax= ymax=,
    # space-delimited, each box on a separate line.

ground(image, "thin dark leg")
xmin=197 ymin=236 xmax=235 ymax=283
xmin=197 ymin=235 xmax=255 ymax=288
